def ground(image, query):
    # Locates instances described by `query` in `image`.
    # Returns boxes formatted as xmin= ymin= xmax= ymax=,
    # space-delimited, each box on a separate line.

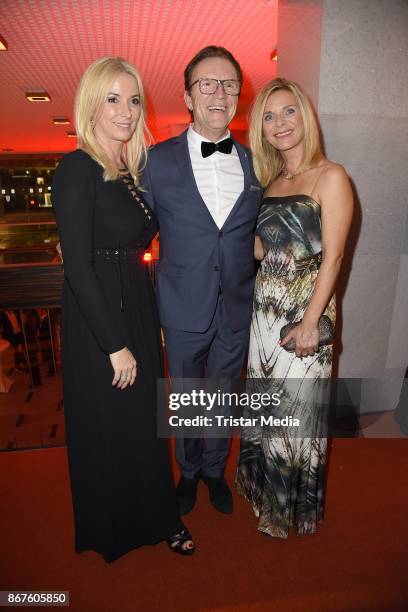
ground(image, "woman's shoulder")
xmin=315 ymin=160 xmax=352 ymax=205
xmin=53 ymin=149 xmax=102 ymax=191
xmin=56 ymin=149 xmax=100 ymax=173
xmin=317 ymin=160 xmax=348 ymax=183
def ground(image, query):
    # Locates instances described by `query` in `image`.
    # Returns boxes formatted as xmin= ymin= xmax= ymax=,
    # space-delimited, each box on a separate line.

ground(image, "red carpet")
xmin=1 ymin=439 xmax=407 ymax=611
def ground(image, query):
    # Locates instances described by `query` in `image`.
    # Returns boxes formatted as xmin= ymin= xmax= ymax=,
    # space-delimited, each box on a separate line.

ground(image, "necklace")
xmin=280 ymin=167 xmax=302 ymax=180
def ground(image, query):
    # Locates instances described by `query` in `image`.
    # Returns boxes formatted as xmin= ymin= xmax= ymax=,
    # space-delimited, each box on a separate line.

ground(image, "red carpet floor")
xmin=0 ymin=439 xmax=407 ymax=612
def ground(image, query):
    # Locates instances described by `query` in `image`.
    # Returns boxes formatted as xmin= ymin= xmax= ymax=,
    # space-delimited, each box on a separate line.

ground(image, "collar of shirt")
xmin=187 ymin=124 xmax=233 ymax=153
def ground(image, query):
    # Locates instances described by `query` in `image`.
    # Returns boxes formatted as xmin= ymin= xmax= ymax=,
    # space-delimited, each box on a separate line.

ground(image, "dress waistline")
xmin=94 ymin=246 xmax=145 ymax=312
xmin=94 ymin=246 xmax=144 ymax=263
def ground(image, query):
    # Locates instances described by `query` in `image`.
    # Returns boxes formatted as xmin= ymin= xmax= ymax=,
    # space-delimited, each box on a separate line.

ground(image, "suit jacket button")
xmin=214 ymin=265 xmax=220 ymax=271
xmin=219 ymin=231 xmax=224 ymax=237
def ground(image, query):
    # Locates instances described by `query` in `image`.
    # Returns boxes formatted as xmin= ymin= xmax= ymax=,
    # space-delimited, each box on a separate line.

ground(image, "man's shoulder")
xmin=148 ymin=132 xmax=187 ymax=156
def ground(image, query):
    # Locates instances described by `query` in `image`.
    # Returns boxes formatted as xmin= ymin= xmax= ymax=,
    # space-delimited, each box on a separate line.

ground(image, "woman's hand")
xmin=280 ymin=320 xmax=319 ymax=358
xmin=254 ymin=236 xmax=266 ymax=261
xmin=109 ymin=347 xmax=137 ymax=389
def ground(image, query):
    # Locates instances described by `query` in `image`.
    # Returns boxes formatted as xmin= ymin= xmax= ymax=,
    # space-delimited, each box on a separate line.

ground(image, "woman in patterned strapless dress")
xmin=236 ymin=78 xmax=353 ymax=537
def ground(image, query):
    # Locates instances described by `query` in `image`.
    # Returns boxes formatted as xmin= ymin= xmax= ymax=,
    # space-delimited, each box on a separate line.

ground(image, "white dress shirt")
xmin=187 ymin=124 xmax=244 ymax=229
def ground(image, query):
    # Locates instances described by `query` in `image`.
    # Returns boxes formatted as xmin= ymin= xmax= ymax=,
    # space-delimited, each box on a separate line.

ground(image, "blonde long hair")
xmin=249 ymin=78 xmax=322 ymax=187
xmin=75 ymin=57 xmax=151 ymax=184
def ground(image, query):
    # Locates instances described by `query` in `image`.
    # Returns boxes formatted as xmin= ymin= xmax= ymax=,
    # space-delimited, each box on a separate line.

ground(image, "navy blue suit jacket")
xmin=142 ymin=129 xmax=262 ymax=333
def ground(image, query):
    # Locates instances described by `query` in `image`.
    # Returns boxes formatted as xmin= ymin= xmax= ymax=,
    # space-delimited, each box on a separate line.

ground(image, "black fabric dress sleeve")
xmin=52 ymin=151 xmax=127 ymax=355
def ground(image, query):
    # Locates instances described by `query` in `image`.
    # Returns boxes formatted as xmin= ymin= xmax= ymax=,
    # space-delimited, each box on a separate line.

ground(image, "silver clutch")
xmin=279 ymin=315 xmax=335 ymax=353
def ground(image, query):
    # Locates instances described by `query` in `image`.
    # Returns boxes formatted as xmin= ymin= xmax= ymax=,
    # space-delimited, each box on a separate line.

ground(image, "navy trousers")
xmin=163 ymin=293 xmax=250 ymax=478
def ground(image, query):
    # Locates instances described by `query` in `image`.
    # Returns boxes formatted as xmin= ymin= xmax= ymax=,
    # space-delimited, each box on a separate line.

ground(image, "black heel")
xmin=167 ymin=527 xmax=195 ymax=556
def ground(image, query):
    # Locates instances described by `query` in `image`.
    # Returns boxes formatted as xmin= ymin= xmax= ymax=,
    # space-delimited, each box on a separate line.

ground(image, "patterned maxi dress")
xmin=236 ymin=194 xmax=335 ymax=538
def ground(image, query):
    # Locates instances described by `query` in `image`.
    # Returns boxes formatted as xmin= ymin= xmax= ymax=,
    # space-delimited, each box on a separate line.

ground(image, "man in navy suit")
xmin=143 ymin=46 xmax=261 ymax=515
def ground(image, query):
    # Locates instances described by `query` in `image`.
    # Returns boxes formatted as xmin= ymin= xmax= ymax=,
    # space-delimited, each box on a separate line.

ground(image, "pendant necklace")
xmin=280 ymin=167 xmax=302 ymax=180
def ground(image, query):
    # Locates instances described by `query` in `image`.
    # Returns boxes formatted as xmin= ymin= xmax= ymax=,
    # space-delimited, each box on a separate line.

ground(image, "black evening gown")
xmin=52 ymin=149 xmax=183 ymax=562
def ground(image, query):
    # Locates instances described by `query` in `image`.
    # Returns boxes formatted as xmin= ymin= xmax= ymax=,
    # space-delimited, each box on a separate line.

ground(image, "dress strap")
xmin=310 ymin=164 xmax=328 ymax=201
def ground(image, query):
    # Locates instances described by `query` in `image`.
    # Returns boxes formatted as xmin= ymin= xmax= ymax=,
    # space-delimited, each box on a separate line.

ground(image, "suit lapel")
xmin=173 ymin=130 xmax=220 ymax=230
xmin=172 ymin=130 xmax=254 ymax=230
xmin=173 ymin=130 xmax=193 ymax=182
xmin=234 ymin=139 xmax=251 ymax=191
xmin=221 ymin=138 xmax=252 ymax=228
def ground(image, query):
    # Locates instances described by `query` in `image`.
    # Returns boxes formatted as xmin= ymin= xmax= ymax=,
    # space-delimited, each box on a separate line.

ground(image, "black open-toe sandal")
xmin=167 ymin=527 xmax=195 ymax=556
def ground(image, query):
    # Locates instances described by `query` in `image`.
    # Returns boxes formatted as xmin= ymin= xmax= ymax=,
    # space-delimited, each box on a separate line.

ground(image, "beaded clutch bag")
xmin=279 ymin=315 xmax=335 ymax=353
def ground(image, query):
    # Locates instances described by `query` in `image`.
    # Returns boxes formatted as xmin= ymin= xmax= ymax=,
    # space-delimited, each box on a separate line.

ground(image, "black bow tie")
xmin=201 ymin=137 xmax=233 ymax=158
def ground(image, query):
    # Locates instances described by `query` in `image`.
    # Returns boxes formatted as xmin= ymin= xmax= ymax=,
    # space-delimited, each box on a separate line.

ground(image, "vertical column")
xmin=318 ymin=0 xmax=408 ymax=412
xmin=277 ymin=0 xmax=408 ymax=412
xmin=277 ymin=0 xmax=324 ymax=108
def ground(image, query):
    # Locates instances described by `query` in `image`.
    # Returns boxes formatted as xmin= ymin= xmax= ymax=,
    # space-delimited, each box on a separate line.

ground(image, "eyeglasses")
xmin=188 ymin=78 xmax=241 ymax=96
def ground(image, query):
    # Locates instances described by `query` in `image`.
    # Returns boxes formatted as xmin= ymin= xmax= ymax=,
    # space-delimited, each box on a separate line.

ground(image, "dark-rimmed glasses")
xmin=188 ymin=78 xmax=241 ymax=96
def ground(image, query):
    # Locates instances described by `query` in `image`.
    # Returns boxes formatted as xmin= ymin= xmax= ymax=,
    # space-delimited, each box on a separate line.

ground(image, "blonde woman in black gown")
xmin=237 ymin=78 xmax=353 ymax=537
xmin=53 ymin=57 xmax=194 ymax=561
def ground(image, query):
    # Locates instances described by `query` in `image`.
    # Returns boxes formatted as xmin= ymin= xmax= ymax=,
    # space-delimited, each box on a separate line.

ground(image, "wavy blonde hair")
xmin=249 ymin=78 xmax=322 ymax=187
xmin=75 ymin=56 xmax=151 ymax=184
